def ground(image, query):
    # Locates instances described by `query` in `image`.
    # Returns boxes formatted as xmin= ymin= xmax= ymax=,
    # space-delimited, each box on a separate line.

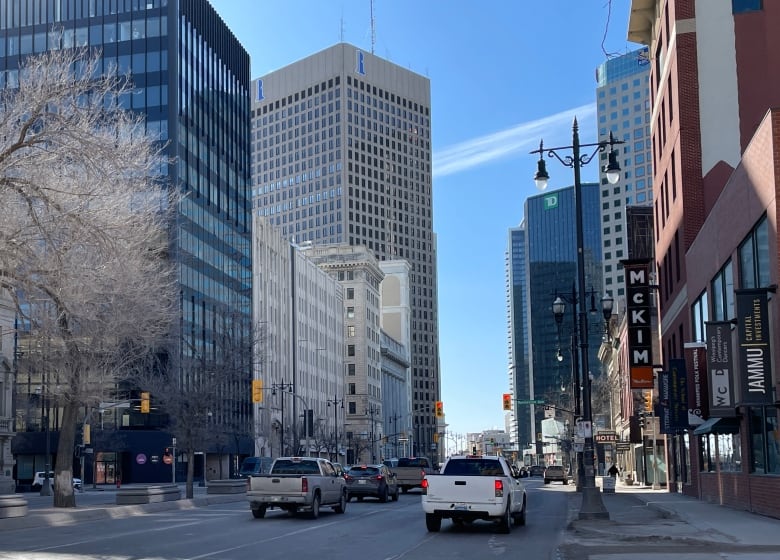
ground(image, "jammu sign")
xmin=736 ymin=289 xmax=772 ymax=405
xmin=624 ymin=260 xmax=653 ymax=389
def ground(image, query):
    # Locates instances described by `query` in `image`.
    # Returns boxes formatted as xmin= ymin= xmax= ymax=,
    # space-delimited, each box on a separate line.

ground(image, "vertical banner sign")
xmin=705 ymin=321 xmax=736 ymax=417
xmin=684 ymin=343 xmax=708 ymax=426
xmin=668 ymin=358 xmax=689 ymax=430
xmin=736 ymin=289 xmax=772 ymax=405
xmin=624 ymin=260 xmax=653 ymax=388
xmin=658 ymin=370 xmax=671 ymax=434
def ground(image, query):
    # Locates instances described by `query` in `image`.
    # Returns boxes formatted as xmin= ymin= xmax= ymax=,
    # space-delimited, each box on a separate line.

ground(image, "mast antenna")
xmin=370 ymin=0 xmax=376 ymax=54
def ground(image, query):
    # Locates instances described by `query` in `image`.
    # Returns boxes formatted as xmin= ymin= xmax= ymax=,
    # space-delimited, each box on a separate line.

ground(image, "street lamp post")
xmin=532 ymin=117 xmax=621 ymax=520
xmin=327 ymin=395 xmax=344 ymax=462
xmin=271 ymin=383 xmax=294 ymax=456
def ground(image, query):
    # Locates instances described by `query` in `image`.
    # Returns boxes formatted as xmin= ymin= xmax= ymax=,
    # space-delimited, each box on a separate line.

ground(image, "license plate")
xmin=358 ymin=480 xmax=367 ymax=484
xmin=454 ymin=504 xmax=468 ymax=511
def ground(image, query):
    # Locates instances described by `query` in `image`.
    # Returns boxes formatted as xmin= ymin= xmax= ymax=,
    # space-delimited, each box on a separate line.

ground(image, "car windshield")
xmin=348 ymin=466 xmax=379 ymax=476
xmin=397 ymin=458 xmax=427 ymax=468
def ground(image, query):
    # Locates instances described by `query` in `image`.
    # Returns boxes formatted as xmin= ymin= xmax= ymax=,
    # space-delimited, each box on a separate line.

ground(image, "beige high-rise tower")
xmin=251 ymin=43 xmax=440 ymax=460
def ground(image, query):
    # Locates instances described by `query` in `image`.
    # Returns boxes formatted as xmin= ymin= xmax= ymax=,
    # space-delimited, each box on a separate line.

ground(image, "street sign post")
xmin=517 ymin=399 xmax=545 ymax=405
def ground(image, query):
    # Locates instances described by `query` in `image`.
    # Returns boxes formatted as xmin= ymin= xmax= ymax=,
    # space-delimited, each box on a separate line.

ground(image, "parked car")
xmin=543 ymin=465 xmax=568 ymax=485
xmin=529 ymin=465 xmax=545 ymax=477
xmin=31 ymin=471 xmax=81 ymax=491
xmin=345 ymin=464 xmax=399 ymax=502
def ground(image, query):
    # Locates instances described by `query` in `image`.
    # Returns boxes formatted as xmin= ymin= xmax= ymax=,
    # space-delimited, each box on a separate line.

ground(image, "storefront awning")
xmin=693 ymin=417 xmax=740 ymax=436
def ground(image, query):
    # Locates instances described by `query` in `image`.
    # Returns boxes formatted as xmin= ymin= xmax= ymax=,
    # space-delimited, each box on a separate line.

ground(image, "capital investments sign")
xmin=624 ymin=260 xmax=653 ymax=388
xmin=705 ymin=321 xmax=736 ymax=417
xmin=736 ymin=289 xmax=772 ymax=405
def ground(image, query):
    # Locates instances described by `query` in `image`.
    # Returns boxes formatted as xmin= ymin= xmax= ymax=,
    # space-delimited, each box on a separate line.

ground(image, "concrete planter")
xmin=0 ymin=494 xmax=29 ymax=518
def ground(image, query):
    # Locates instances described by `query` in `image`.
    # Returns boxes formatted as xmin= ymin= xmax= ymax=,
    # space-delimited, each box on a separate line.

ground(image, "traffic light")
xmin=638 ymin=413 xmax=646 ymax=429
xmin=643 ymin=390 xmax=653 ymax=413
xmin=435 ymin=401 xmax=444 ymax=418
xmin=140 ymin=391 xmax=150 ymax=414
xmin=502 ymin=393 xmax=512 ymax=411
xmin=433 ymin=433 xmax=439 ymax=443
xmin=83 ymin=423 xmax=91 ymax=445
xmin=252 ymin=379 xmax=264 ymax=403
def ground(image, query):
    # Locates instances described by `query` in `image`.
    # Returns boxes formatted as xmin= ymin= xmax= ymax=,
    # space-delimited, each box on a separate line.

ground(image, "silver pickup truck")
xmin=246 ymin=457 xmax=348 ymax=519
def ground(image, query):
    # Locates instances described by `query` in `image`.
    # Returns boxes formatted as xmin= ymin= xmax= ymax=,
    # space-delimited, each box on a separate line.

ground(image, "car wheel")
xmin=497 ymin=504 xmax=512 ymax=534
xmin=334 ymin=491 xmax=347 ymax=514
xmin=544 ymin=479 xmax=550 ymax=484
xmin=251 ymin=505 xmax=267 ymax=519
xmin=562 ymin=479 xmax=568 ymax=485
xmin=310 ymin=494 xmax=320 ymax=519
xmin=379 ymin=486 xmax=388 ymax=503
xmin=31 ymin=484 xmax=41 ymax=491
xmin=513 ymin=498 xmax=526 ymax=526
xmin=425 ymin=513 xmax=441 ymax=532
xmin=401 ymin=486 xmax=408 ymax=493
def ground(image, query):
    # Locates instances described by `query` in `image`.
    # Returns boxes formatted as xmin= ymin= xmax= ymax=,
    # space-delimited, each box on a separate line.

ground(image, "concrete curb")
xmin=0 ymin=492 xmax=246 ymax=532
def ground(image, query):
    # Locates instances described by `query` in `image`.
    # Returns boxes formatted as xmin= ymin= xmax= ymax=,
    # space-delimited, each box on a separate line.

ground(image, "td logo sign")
xmin=543 ymin=194 xmax=558 ymax=210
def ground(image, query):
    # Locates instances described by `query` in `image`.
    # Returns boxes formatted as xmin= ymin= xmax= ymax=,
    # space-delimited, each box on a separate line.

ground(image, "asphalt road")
xmin=1 ymin=479 xmax=570 ymax=560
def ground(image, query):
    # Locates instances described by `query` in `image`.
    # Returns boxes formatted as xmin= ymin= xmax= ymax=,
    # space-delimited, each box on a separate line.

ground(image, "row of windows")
xmin=690 ymin=215 xmax=769 ymax=342
xmin=598 ymin=77 xmax=645 ymax=97
xmin=0 ymin=0 xmax=168 ymax=29
xmin=699 ymin=405 xmax=779 ymax=475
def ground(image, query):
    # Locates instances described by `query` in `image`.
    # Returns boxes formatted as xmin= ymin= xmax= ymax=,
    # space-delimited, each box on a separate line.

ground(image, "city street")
xmin=1 ymin=479 xmax=570 ymax=559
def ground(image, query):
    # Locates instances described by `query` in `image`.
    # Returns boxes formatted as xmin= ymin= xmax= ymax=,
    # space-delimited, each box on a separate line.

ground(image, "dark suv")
xmin=345 ymin=464 xmax=399 ymax=502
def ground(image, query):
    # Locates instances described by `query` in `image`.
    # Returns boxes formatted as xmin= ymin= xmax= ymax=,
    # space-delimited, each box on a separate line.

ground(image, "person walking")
xmin=608 ymin=463 xmax=619 ymax=477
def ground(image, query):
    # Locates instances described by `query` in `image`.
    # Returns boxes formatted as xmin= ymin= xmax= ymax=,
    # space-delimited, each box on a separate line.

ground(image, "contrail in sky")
xmin=433 ymin=103 xmax=597 ymax=179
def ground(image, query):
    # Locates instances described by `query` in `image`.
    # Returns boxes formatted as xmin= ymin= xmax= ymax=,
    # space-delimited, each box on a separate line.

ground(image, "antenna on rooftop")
xmin=370 ymin=0 xmax=376 ymax=54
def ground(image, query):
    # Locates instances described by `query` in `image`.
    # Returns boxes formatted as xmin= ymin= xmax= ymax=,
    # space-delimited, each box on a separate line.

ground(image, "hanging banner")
xmin=705 ymin=321 xmax=737 ymax=417
xmin=658 ymin=370 xmax=672 ymax=434
xmin=684 ymin=343 xmax=708 ymax=426
xmin=668 ymin=358 xmax=689 ymax=430
xmin=624 ymin=259 xmax=653 ymax=388
xmin=736 ymin=289 xmax=773 ymax=405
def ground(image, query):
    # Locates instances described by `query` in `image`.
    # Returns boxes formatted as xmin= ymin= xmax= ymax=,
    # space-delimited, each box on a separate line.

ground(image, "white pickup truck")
xmin=246 ymin=457 xmax=348 ymax=519
xmin=421 ymin=455 xmax=527 ymax=533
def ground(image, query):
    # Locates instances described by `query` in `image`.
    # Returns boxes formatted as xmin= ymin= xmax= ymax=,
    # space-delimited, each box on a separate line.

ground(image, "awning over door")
xmin=693 ymin=417 xmax=740 ymax=436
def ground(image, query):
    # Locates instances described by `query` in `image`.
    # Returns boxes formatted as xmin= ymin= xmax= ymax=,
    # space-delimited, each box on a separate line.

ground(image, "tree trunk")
xmin=53 ymin=400 xmax=78 ymax=508
xmin=186 ymin=449 xmax=195 ymax=499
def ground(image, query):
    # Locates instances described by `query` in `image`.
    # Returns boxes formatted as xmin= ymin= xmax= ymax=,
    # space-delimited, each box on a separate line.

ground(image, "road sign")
xmin=517 ymin=399 xmax=545 ymax=405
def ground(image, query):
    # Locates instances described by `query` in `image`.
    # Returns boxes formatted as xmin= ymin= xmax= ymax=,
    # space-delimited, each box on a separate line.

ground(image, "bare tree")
xmin=130 ymin=307 xmax=253 ymax=498
xmin=0 ymin=49 xmax=179 ymax=507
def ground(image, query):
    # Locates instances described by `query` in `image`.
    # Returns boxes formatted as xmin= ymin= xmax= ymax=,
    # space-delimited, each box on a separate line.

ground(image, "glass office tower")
xmin=524 ymin=184 xmax=603 ymax=440
xmin=2 ymin=0 xmax=252 ymax=483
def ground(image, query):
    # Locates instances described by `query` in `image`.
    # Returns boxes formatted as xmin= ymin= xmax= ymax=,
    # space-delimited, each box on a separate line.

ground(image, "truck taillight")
xmin=494 ymin=479 xmax=504 ymax=498
xmin=421 ymin=477 xmax=428 ymax=495
xmin=301 ymin=476 xmax=308 ymax=493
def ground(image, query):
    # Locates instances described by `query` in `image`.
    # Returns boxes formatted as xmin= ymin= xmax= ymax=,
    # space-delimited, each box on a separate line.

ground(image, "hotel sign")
xmin=624 ymin=260 xmax=653 ymax=388
xmin=705 ymin=321 xmax=736 ymax=417
xmin=736 ymin=289 xmax=772 ymax=405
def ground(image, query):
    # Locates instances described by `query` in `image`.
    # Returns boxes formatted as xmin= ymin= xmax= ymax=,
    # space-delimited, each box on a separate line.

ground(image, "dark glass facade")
xmin=524 ymin=184 xmax=603 ymax=435
xmin=4 ymin=0 xmax=252 ymax=483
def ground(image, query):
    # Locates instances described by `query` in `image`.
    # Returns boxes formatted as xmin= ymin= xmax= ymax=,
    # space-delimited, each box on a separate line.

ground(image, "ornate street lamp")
xmin=531 ymin=117 xmax=622 ymax=520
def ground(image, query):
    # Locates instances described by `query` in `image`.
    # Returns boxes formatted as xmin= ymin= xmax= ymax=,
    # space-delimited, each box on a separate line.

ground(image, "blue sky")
xmin=209 ymin=0 xmax=639 ymax=443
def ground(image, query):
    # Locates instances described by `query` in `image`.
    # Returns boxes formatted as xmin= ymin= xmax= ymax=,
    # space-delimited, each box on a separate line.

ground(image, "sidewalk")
xmin=0 ymin=483 xmax=246 ymax=532
xmin=559 ymin=479 xmax=780 ymax=559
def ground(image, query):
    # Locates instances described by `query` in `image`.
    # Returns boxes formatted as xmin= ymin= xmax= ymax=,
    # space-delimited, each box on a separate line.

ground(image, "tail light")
xmin=344 ymin=474 xmax=353 ymax=482
xmin=301 ymin=477 xmax=308 ymax=493
xmin=375 ymin=475 xmax=384 ymax=481
xmin=494 ymin=479 xmax=504 ymax=498
xmin=421 ymin=477 xmax=429 ymax=495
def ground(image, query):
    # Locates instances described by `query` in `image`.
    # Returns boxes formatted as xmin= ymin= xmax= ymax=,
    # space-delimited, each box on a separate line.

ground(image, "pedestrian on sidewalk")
xmin=608 ymin=463 xmax=619 ymax=477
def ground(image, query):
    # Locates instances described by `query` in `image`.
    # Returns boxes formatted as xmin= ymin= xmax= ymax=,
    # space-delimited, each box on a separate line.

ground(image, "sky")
xmin=208 ymin=0 xmax=641 ymax=445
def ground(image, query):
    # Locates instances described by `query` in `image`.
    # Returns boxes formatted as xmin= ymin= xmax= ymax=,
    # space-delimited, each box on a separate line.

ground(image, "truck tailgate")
xmin=425 ymin=476 xmax=503 ymax=506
